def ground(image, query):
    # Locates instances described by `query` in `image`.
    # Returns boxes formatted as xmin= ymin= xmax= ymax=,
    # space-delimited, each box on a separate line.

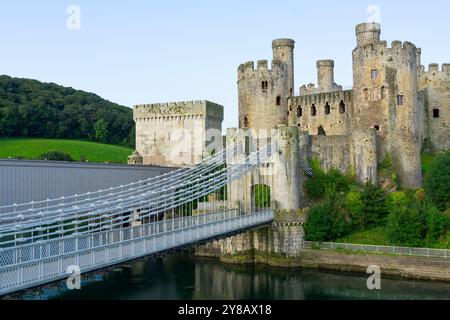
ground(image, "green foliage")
xmin=0 ymin=137 xmax=133 ymax=164
xmin=305 ymin=185 xmax=351 ymax=242
xmin=426 ymin=206 xmax=450 ymax=243
xmin=39 ymin=150 xmax=74 ymax=162
xmin=304 ymin=204 xmax=336 ymax=241
xmin=346 ymin=191 xmax=364 ymax=227
xmin=305 ymin=160 xmax=355 ymax=199
xmin=0 ymin=75 xmax=134 ymax=148
xmin=94 ymin=119 xmax=109 ymax=143
xmin=254 ymin=184 xmax=271 ymax=208
xmin=360 ymin=182 xmax=388 ymax=227
xmin=424 ymin=152 xmax=450 ymax=211
xmin=386 ymin=205 xmax=427 ymax=247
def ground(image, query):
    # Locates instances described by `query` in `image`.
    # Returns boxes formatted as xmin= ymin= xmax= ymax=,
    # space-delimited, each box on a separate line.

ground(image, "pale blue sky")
xmin=1 ymin=0 xmax=449 ymax=130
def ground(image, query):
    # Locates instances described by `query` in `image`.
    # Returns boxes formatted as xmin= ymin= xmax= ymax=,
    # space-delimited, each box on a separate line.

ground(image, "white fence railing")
xmin=303 ymin=241 xmax=450 ymax=259
xmin=0 ymin=210 xmax=274 ymax=296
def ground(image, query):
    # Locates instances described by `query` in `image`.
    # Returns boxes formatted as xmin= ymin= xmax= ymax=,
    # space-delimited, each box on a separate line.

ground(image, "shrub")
xmin=424 ymin=153 xmax=450 ymax=211
xmin=39 ymin=150 xmax=74 ymax=162
xmin=304 ymin=204 xmax=335 ymax=241
xmin=305 ymin=161 xmax=355 ymax=200
xmin=346 ymin=191 xmax=364 ymax=227
xmin=305 ymin=192 xmax=351 ymax=242
xmin=360 ymin=182 xmax=388 ymax=227
xmin=386 ymin=205 xmax=427 ymax=247
xmin=426 ymin=206 xmax=450 ymax=242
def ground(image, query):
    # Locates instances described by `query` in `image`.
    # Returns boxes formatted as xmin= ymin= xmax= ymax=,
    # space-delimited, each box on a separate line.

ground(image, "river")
xmin=17 ymin=252 xmax=450 ymax=300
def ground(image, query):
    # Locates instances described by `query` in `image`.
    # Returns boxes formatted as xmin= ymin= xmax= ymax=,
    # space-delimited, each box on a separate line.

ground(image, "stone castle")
xmin=130 ymin=22 xmax=449 ymax=193
xmin=237 ymin=22 xmax=449 ymax=190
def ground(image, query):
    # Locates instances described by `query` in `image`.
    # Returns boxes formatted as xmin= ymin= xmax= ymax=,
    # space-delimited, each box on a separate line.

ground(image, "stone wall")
xmin=133 ymin=100 xmax=223 ymax=167
xmin=352 ymin=23 xmax=422 ymax=189
xmin=419 ymin=64 xmax=450 ymax=152
xmin=288 ymin=90 xmax=353 ymax=136
xmin=196 ymin=209 xmax=308 ymax=267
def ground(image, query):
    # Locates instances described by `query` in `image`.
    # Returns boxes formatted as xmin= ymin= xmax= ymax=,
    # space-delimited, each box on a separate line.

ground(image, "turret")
xmin=272 ymin=38 xmax=295 ymax=96
xmin=356 ymin=23 xmax=381 ymax=47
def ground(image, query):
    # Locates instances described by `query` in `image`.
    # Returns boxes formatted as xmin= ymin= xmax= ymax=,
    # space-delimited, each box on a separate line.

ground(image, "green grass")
xmin=335 ymin=227 xmax=450 ymax=249
xmin=0 ymin=137 xmax=133 ymax=164
xmin=335 ymin=226 xmax=390 ymax=246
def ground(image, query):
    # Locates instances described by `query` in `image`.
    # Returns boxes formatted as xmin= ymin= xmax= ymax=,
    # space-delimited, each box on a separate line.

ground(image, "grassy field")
xmin=336 ymin=227 xmax=450 ymax=249
xmin=0 ymin=137 xmax=133 ymax=164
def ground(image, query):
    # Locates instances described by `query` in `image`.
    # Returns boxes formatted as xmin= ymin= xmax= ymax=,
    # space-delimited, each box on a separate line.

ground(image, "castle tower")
xmin=238 ymin=39 xmax=295 ymax=132
xmin=272 ymin=39 xmax=295 ymax=96
xmin=315 ymin=60 xmax=343 ymax=93
xmin=352 ymin=22 xmax=422 ymax=189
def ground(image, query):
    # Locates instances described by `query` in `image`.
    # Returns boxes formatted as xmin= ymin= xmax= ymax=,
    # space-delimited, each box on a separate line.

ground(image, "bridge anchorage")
xmin=0 ymin=140 xmax=282 ymax=296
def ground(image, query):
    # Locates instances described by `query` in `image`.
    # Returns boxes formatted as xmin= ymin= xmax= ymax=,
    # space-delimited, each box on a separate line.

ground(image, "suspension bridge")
xmin=0 ymin=142 xmax=279 ymax=296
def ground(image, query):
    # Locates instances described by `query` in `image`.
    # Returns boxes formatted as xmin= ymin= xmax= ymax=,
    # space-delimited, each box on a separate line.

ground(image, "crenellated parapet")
xmin=134 ymin=100 xmax=224 ymax=123
xmin=290 ymin=89 xmax=353 ymax=108
xmin=237 ymin=59 xmax=287 ymax=82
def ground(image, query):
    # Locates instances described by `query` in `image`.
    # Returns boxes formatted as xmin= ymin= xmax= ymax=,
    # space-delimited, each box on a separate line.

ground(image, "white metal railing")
xmin=0 ymin=142 xmax=277 ymax=248
xmin=0 ymin=209 xmax=275 ymax=296
xmin=303 ymin=241 xmax=450 ymax=259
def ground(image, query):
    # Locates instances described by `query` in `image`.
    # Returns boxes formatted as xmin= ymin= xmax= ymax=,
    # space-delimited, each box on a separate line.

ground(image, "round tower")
xmin=272 ymin=39 xmax=295 ymax=96
xmin=355 ymin=22 xmax=381 ymax=47
xmin=317 ymin=60 xmax=335 ymax=92
xmin=352 ymin=22 xmax=422 ymax=189
xmin=237 ymin=60 xmax=289 ymax=132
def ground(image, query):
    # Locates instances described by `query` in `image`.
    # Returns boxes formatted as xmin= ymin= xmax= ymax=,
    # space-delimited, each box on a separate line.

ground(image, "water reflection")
xmin=17 ymin=252 xmax=450 ymax=300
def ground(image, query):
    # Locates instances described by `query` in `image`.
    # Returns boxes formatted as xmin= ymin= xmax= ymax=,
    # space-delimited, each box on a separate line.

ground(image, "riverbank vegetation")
xmin=304 ymin=151 xmax=450 ymax=249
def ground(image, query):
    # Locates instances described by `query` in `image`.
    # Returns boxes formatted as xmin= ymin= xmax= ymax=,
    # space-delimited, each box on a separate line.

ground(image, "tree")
xmin=94 ymin=119 xmax=109 ymax=143
xmin=360 ymin=182 xmax=388 ymax=227
xmin=424 ymin=153 xmax=450 ymax=211
xmin=346 ymin=191 xmax=364 ymax=227
xmin=386 ymin=205 xmax=427 ymax=247
xmin=426 ymin=206 xmax=449 ymax=242
xmin=304 ymin=204 xmax=335 ymax=241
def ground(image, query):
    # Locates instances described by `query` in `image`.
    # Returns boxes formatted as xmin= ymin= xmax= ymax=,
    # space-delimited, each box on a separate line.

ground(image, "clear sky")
xmin=1 ymin=0 xmax=449 ymax=131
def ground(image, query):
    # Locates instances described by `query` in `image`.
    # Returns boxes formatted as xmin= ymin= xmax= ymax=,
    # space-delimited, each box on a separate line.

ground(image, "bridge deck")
xmin=0 ymin=210 xmax=274 ymax=296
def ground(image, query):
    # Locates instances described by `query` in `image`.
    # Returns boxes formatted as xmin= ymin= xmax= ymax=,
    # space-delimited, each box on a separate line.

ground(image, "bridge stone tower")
xmin=352 ymin=22 xmax=422 ymax=189
xmin=238 ymin=39 xmax=295 ymax=132
xmin=226 ymin=126 xmax=301 ymax=212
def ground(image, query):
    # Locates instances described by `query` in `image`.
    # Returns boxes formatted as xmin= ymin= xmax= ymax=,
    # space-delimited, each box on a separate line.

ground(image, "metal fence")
xmin=0 ymin=209 xmax=274 ymax=296
xmin=303 ymin=241 xmax=450 ymax=259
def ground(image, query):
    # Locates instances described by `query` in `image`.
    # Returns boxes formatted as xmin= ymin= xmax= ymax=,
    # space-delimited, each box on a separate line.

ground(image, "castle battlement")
xmin=133 ymin=100 xmax=224 ymax=121
xmin=290 ymin=89 xmax=353 ymax=106
xmin=238 ymin=59 xmax=286 ymax=80
xmin=420 ymin=63 xmax=450 ymax=75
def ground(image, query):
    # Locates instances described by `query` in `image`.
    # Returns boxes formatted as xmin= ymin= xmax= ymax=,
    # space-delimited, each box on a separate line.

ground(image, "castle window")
xmin=290 ymin=88 xmax=293 ymax=96
xmin=276 ymin=96 xmax=282 ymax=106
xmin=381 ymin=86 xmax=386 ymax=100
xmin=243 ymin=117 xmax=249 ymax=128
xmin=433 ymin=109 xmax=440 ymax=118
xmin=374 ymin=125 xmax=380 ymax=131
xmin=325 ymin=102 xmax=331 ymax=115
xmin=318 ymin=126 xmax=326 ymax=136
xmin=397 ymin=95 xmax=404 ymax=106
xmin=262 ymin=81 xmax=268 ymax=92
xmin=311 ymin=104 xmax=317 ymax=117
xmin=339 ymin=101 xmax=346 ymax=114
xmin=371 ymin=69 xmax=379 ymax=80
xmin=297 ymin=106 xmax=302 ymax=117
